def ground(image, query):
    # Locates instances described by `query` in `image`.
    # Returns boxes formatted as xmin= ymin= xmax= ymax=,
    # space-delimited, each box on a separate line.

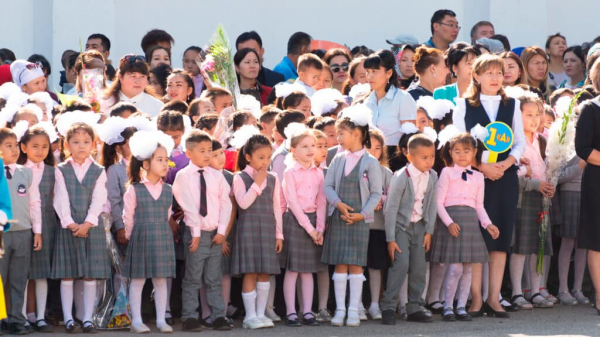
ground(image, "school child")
xmin=281 ymin=125 xmax=326 ymax=327
xmin=321 ymin=105 xmax=383 ymax=327
xmin=230 ymin=132 xmax=284 ymax=329
xmin=18 ymin=124 xmax=58 ymax=333
xmin=158 ymin=110 xmax=188 ymax=185
xmin=172 ymin=130 xmax=233 ymax=331
xmin=0 ymin=127 xmax=42 ymax=335
xmin=201 ymin=87 xmax=233 ymax=115
xmin=295 ymin=53 xmax=324 ymax=97
xmin=274 ymin=83 xmax=312 ymax=119
xmin=123 ymin=130 xmax=176 ymax=333
xmin=380 ymin=134 xmax=437 ymax=325
xmin=51 ymin=119 xmax=110 ymax=333
xmin=431 ymin=132 xmax=500 ymax=321
xmin=509 ymin=95 xmax=556 ymax=309
xmin=364 ymin=129 xmax=393 ymax=320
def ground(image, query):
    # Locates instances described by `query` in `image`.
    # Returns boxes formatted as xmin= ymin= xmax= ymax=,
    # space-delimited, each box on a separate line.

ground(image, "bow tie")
xmin=462 ymin=169 xmax=473 ymax=181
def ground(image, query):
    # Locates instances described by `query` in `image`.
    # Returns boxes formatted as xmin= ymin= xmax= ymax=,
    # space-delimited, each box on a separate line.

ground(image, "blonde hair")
xmin=312 ymin=129 xmax=326 ymax=141
xmin=466 ymin=54 xmax=508 ymax=107
xmin=520 ymin=46 xmax=550 ymax=98
xmin=285 ymin=129 xmax=316 ymax=167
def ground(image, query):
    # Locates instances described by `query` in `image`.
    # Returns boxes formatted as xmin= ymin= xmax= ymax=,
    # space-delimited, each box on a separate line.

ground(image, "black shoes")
xmin=212 ymin=317 xmax=232 ymax=331
xmin=8 ymin=323 xmax=28 ymax=335
xmin=302 ymin=313 xmax=319 ymax=326
xmin=407 ymin=310 xmax=434 ymax=323
xmin=182 ymin=318 xmax=203 ymax=332
xmin=82 ymin=321 xmax=98 ymax=334
xmin=285 ymin=313 xmax=302 ymax=327
xmin=381 ymin=310 xmax=396 ymax=325
xmin=483 ymin=303 xmax=510 ymax=318
xmin=65 ymin=320 xmax=82 ymax=334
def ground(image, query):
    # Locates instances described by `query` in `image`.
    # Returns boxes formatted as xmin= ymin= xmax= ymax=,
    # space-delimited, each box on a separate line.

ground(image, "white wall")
xmin=2 ymin=0 xmax=599 ymax=88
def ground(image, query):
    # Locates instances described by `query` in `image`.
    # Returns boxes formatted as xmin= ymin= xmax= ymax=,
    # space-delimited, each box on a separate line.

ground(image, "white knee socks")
xmin=242 ymin=290 xmax=257 ymax=320
xmin=348 ymin=274 xmax=365 ymax=313
xmin=332 ymin=273 xmax=348 ymax=311
xmin=129 ymin=279 xmax=145 ymax=326
xmin=82 ymin=281 xmax=96 ymax=325
xmin=61 ymin=280 xmax=74 ymax=323
xmin=256 ymin=281 xmax=270 ymax=318
xmin=35 ymin=279 xmax=48 ymax=322
xmin=152 ymin=278 xmax=168 ymax=326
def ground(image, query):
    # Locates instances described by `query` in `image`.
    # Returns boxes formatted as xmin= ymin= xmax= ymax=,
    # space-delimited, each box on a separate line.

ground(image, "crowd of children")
xmin=1 ymin=17 xmax=600 ymax=335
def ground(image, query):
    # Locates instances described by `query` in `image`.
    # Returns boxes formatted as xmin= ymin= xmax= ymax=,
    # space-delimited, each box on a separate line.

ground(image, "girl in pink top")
xmin=431 ymin=133 xmax=499 ymax=322
xmin=281 ymin=128 xmax=326 ymax=327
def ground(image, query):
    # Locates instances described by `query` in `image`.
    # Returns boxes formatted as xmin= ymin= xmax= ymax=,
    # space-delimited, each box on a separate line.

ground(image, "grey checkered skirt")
xmin=513 ymin=191 xmax=553 ymax=256
xmin=221 ymin=225 xmax=235 ymax=275
xmin=123 ymin=184 xmax=176 ymax=279
xmin=30 ymin=166 xmax=58 ymax=279
xmin=321 ymin=163 xmax=369 ymax=266
xmin=430 ymin=206 xmax=489 ymax=264
xmin=558 ymin=190 xmax=580 ymax=238
xmin=282 ymin=211 xmax=327 ymax=273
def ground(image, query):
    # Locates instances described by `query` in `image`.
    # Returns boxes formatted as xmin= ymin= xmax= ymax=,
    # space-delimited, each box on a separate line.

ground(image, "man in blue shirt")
xmin=273 ymin=32 xmax=312 ymax=81
xmin=423 ymin=9 xmax=459 ymax=52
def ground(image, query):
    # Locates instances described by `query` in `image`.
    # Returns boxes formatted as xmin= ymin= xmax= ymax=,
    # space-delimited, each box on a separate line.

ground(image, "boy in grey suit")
xmin=380 ymin=135 xmax=438 ymax=325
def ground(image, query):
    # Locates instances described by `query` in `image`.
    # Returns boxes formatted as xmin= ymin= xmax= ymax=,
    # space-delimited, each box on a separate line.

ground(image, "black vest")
xmin=464 ymin=97 xmax=516 ymax=162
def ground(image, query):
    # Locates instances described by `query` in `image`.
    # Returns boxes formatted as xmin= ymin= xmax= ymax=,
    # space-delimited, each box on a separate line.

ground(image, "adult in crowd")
xmin=408 ymin=46 xmax=449 ymax=101
xmin=520 ymin=46 xmax=550 ymax=99
xmin=559 ymin=46 xmax=586 ymax=89
xmin=182 ymin=46 xmax=205 ymax=98
xmin=236 ymin=31 xmax=285 ymax=87
xmin=546 ymin=33 xmax=568 ymax=89
xmin=27 ymin=54 xmax=59 ymax=102
xmin=434 ymin=42 xmax=480 ymax=102
xmin=68 ymin=50 xmax=108 ymax=97
xmin=273 ymin=32 xmax=312 ymax=81
xmin=10 ymin=60 xmax=46 ymax=95
xmin=140 ymin=29 xmax=175 ymax=54
xmin=145 ymin=46 xmax=171 ymax=70
xmin=500 ymin=51 xmax=527 ymax=86
xmin=470 ymin=21 xmax=495 ymax=44
xmin=424 ymin=9 xmax=459 ymax=51
xmin=324 ymin=48 xmax=353 ymax=93
xmin=148 ymin=64 xmax=172 ymax=99
xmin=234 ymin=48 xmax=272 ymax=105
xmin=86 ymin=33 xmax=116 ymax=80
xmin=397 ymin=45 xmax=416 ymax=89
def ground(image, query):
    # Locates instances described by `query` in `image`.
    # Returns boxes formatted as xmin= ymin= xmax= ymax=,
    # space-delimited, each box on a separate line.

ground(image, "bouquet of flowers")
xmin=538 ymin=92 xmax=583 ymax=274
xmin=197 ymin=25 xmax=241 ymax=108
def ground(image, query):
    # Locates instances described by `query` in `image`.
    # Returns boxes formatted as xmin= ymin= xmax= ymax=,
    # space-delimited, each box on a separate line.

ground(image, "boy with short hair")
xmin=381 ymin=134 xmax=438 ymax=325
xmin=172 ymin=130 xmax=233 ymax=332
xmin=259 ymin=107 xmax=281 ymax=143
xmin=295 ymin=54 xmax=323 ymax=97
xmin=201 ymin=88 xmax=233 ymax=115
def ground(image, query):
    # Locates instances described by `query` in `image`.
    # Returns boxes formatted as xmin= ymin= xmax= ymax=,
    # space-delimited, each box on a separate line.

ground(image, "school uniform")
xmin=51 ymin=158 xmax=111 ymax=280
xmin=321 ymin=149 xmax=383 ymax=266
xmin=367 ymin=165 xmax=393 ymax=270
xmin=380 ymin=164 xmax=437 ymax=315
xmin=173 ymin=163 xmax=232 ymax=321
xmin=0 ymin=164 xmax=40 ymax=325
xmin=453 ymin=95 xmax=526 ymax=253
xmin=25 ymin=161 xmax=58 ymax=279
xmin=326 ymin=145 xmax=342 ymax=167
xmin=166 ymin=145 xmax=189 ymax=261
xmin=269 ymin=144 xmax=289 ymax=214
xmin=122 ymin=180 xmax=175 ymax=279
xmin=282 ymin=161 xmax=327 ymax=273
xmin=514 ymin=133 xmax=552 ymax=255
xmin=106 ymin=158 xmax=128 ymax=256
xmin=557 ymin=156 xmax=583 ymax=238
xmin=430 ymin=165 xmax=491 ymax=264
xmin=221 ymin=169 xmax=235 ymax=275
xmin=231 ymin=166 xmax=284 ymax=276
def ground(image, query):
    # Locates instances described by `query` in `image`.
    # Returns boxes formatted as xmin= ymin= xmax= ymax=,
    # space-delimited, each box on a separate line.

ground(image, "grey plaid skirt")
xmin=558 ymin=190 xmax=580 ymax=238
xmin=513 ymin=191 xmax=553 ymax=256
xmin=282 ymin=211 xmax=327 ymax=273
xmin=221 ymin=226 xmax=235 ymax=275
xmin=124 ymin=221 xmax=176 ymax=279
xmin=430 ymin=206 xmax=490 ymax=264
xmin=29 ymin=210 xmax=59 ymax=279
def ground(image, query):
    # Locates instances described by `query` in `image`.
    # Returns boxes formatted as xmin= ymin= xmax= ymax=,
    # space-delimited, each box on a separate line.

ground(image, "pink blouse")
xmin=282 ymin=161 xmax=326 ymax=233
xmin=344 ymin=148 xmax=366 ymax=176
xmin=53 ymin=157 xmax=107 ymax=228
xmin=519 ymin=133 xmax=546 ymax=181
xmin=122 ymin=178 xmax=172 ymax=239
xmin=436 ymin=165 xmax=492 ymax=228
xmin=232 ymin=165 xmax=284 ymax=240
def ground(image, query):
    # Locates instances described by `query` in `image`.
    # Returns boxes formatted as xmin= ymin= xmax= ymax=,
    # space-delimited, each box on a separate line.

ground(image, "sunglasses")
xmin=331 ymin=63 xmax=349 ymax=73
xmin=18 ymin=61 xmax=43 ymax=83
xmin=123 ymin=54 xmax=146 ymax=64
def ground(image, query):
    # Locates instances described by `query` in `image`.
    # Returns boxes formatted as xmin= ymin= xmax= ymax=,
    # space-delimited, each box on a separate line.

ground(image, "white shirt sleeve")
xmin=508 ymin=101 xmax=526 ymax=164
xmin=452 ymin=98 xmax=467 ymax=132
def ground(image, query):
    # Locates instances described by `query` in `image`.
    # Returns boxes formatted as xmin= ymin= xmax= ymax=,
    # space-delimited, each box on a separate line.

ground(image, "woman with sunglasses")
xmin=408 ymin=46 xmax=449 ymax=101
xmin=324 ymin=48 xmax=352 ymax=93
xmin=9 ymin=60 xmax=47 ymax=95
xmin=101 ymin=55 xmax=164 ymax=117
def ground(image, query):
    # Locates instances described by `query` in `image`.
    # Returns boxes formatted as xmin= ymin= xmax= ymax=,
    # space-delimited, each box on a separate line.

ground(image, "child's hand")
xmin=388 ymin=242 xmax=401 ymax=262
xmin=116 ymin=229 xmax=128 ymax=245
xmin=309 ymin=230 xmax=318 ymax=241
xmin=314 ymin=232 xmax=324 ymax=245
xmin=520 ymin=157 xmax=530 ymax=166
xmin=67 ymin=223 xmax=78 ymax=232
xmin=336 ymin=202 xmax=353 ymax=218
xmin=486 ymin=224 xmax=500 ymax=239
xmin=168 ymin=217 xmax=179 ymax=242
xmin=33 ymin=233 xmax=42 ymax=251
xmin=74 ymin=222 xmax=92 ymax=238
xmin=374 ymin=199 xmax=383 ymax=211
xmin=579 ymin=159 xmax=586 ymax=169
xmin=212 ymin=234 xmax=225 ymax=245
xmin=189 ymin=236 xmax=200 ymax=253
xmin=539 ymin=181 xmax=555 ymax=197
xmin=222 ymin=241 xmax=231 ymax=256
xmin=275 ymin=239 xmax=283 ymax=253
xmin=342 ymin=213 xmax=365 ymax=225
xmin=254 ymin=166 xmax=268 ymax=186
xmin=423 ymin=233 xmax=432 ymax=252
xmin=447 ymin=223 xmax=460 ymax=238
xmin=525 ymin=165 xmax=532 ymax=178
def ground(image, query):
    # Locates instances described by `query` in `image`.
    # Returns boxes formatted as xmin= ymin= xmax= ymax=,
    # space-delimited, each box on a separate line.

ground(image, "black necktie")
xmin=4 ymin=166 xmax=11 ymax=180
xmin=462 ymin=169 xmax=473 ymax=181
xmin=199 ymin=169 xmax=207 ymax=217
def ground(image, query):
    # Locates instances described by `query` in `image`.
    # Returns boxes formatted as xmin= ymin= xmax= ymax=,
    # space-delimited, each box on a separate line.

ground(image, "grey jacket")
xmin=372 ymin=166 xmax=393 ymax=230
xmin=324 ymin=151 xmax=383 ymax=224
xmin=106 ymin=160 xmax=128 ymax=231
xmin=384 ymin=166 xmax=438 ymax=242
xmin=557 ymin=156 xmax=583 ymax=192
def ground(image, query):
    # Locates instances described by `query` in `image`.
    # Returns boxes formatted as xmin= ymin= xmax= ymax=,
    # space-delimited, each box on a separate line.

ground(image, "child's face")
xmin=296 ymin=97 xmax=312 ymax=119
xmin=22 ymin=76 xmax=47 ymax=95
xmin=416 ymin=109 xmax=430 ymax=132
xmin=202 ymin=124 xmax=217 ymax=137
xmin=450 ymin=142 xmax=476 ymax=168
xmin=260 ymin=120 xmax=275 ymax=140
xmin=352 ymin=62 xmax=367 ymax=85
xmin=0 ymin=136 xmax=19 ymax=165
xmin=273 ymin=129 xmax=284 ymax=146
xmin=144 ymin=146 xmax=169 ymax=179
xmin=149 ymin=73 xmax=165 ymax=97
xmin=209 ymin=148 xmax=226 ymax=171
xmin=116 ymin=139 xmax=132 ymax=161
xmin=473 ymin=66 xmax=503 ymax=95
xmin=67 ymin=130 xmax=94 ymax=163
xmin=214 ymin=95 xmax=233 ymax=114
xmin=183 ymin=50 xmax=201 ymax=76
xmin=33 ymin=102 xmax=48 ymax=122
xmin=291 ymin=135 xmax=316 ymax=165
xmin=407 ymin=145 xmax=435 ymax=173
xmin=186 ymin=140 xmax=213 ymax=168
xmin=313 ymin=70 xmax=332 ymax=90
xmin=21 ymin=134 xmax=50 ymax=164
xmin=521 ymin=102 xmax=541 ymax=134
xmin=245 ymin=145 xmax=272 ymax=171
xmin=367 ymin=137 xmax=383 ymax=161
xmin=299 ymin=66 xmax=322 ymax=87
xmin=314 ymin=137 xmax=328 ymax=166
xmin=163 ymin=129 xmax=183 ymax=148
xmin=336 ymin=126 xmax=361 ymax=151
xmin=544 ymin=113 xmax=555 ymax=130
xmin=14 ymin=112 xmax=39 ymax=127
xmin=198 ymin=101 xmax=217 ymax=116
xmin=322 ymin=124 xmax=338 ymax=148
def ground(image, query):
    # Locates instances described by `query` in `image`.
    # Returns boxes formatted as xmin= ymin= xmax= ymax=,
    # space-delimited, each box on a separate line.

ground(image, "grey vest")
xmin=6 ymin=165 xmax=33 ymax=231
